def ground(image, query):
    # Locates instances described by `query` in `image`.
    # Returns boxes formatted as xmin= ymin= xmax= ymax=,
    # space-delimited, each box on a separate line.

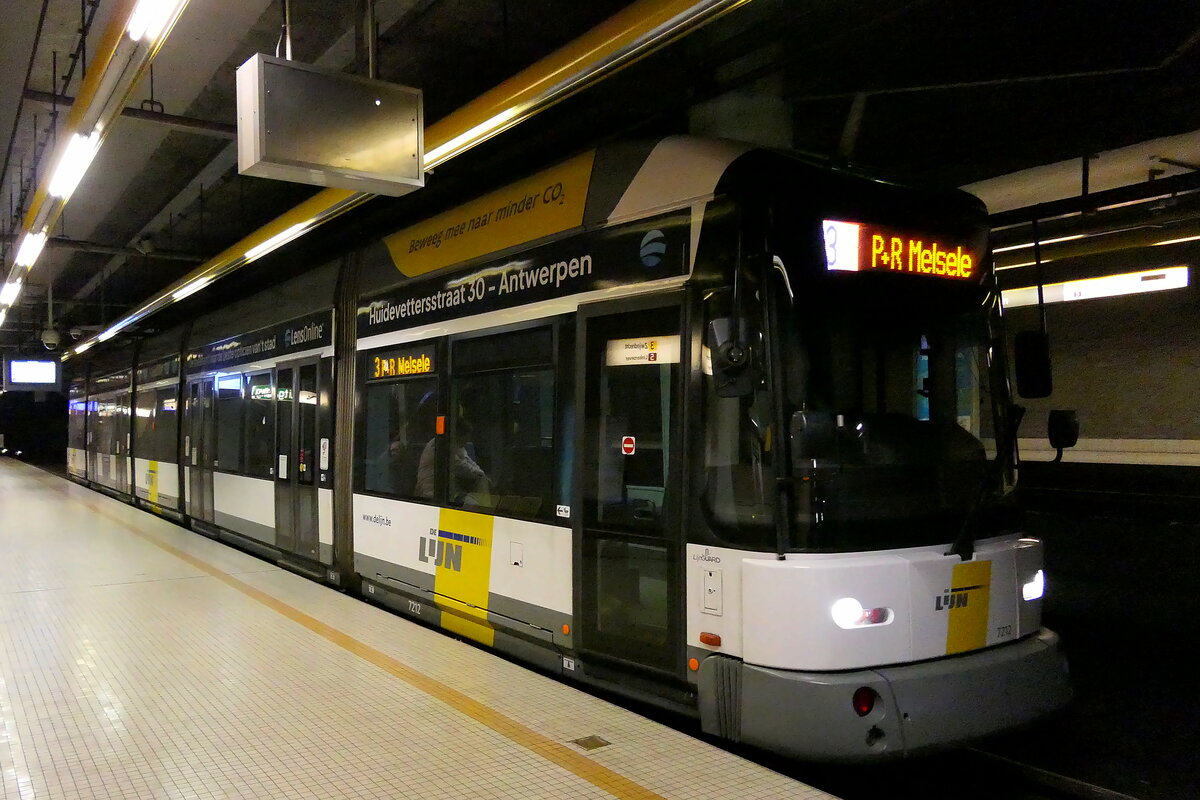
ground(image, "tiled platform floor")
xmin=0 ymin=460 xmax=834 ymax=800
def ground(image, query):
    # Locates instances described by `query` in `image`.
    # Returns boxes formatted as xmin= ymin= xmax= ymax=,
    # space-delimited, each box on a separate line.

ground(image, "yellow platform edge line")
xmin=42 ymin=472 xmax=665 ymax=800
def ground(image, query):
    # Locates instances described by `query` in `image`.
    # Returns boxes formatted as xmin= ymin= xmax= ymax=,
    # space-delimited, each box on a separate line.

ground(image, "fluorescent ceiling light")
xmin=48 ymin=131 xmax=101 ymax=199
xmin=172 ymin=276 xmax=211 ymax=301
xmin=995 ymin=260 xmax=1048 ymax=271
xmin=0 ymin=309 xmax=6 ymax=328
xmin=244 ymin=223 xmax=308 ymax=261
xmin=0 ymin=280 xmax=22 ymax=306
xmin=1153 ymin=234 xmax=1200 ymax=247
xmin=1001 ymin=266 xmax=1189 ymax=309
xmin=15 ymin=230 xmax=48 ymax=268
xmin=424 ymin=107 xmax=521 ymax=167
xmin=97 ymin=323 xmax=126 ymax=341
xmin=992 ymin=234 xmax=1085 ymax=254
xmin=127 ymin=0 xmax=186 ymax=43
xmin=74 ymin=341 xmax=94 ymax=355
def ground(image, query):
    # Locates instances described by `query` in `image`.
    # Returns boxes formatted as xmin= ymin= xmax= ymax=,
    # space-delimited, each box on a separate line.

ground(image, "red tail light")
xmin=852 ymin=687 xmax=878 ymax=717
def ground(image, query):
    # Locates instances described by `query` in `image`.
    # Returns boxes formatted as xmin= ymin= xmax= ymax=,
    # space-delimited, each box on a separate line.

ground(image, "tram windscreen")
xmin=794 ymin=280 xmax=1018 ymax=551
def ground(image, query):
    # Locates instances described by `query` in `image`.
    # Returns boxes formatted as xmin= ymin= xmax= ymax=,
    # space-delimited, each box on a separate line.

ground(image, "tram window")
xmin=829 ymin=321 xmax=989 ymax=437
xmin=594 ymin=539 xmax=670 ymax=651
xmin=214 ymin=373 xmax=244 ymax=472
xmin=362 ymin=378 xmax=438 ymax=498
xmin=449 ymin=368 xmax=555 ymax=518
xmin=699 ymin=288 xmax=777 ymax=545
xmin=156 ymin=388 xmax=179 ymax=462
xmin=297 ymin=364 xmax=318 ymax=486
xmin=244 ymin=372 xmax=275 ymax=479
xmin=134 ymin=389 xmax=156 ymax=460
xmin=454 ymin=327 xmax=552 ymax=372
xmin=68 ymin=400 xmax=87 ymax=450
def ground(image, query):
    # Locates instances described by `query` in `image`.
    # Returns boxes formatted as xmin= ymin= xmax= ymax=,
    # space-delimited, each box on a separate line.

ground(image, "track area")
xmin=772 ymin=748 xmax=1142 ymax=800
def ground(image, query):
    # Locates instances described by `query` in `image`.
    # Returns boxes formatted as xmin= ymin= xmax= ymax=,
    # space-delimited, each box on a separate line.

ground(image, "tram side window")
xmin=156 ymin=388 xmax=179 ymax=463
xmin=699 ymin=287 xmax=778 ymax=546
xmin=450 ymin=328 xmax=555 ymax=520
xmin=134 ymin=389 xmax=156 ymax=461
xmin=244 ymin=372 xmax=275 ymax=479
xmin=68 ymin=400 xmax=87 ymax=450
xmin=362 ymin=378 xmax=438 ymax=498
xmin=215 ymin=373 xmax=244 ymax=472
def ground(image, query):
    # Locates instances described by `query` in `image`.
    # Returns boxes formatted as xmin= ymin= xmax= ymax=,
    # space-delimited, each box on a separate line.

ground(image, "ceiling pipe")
xmin=990 ymin=171 xmax=1200 ymax=229
xmin=22 ymin=89 xmax=236 ymax=139
xmin=0 ymin=233 xmax=204 ymax=262
xmin=66 ymin=0 xmax=755 ymax=357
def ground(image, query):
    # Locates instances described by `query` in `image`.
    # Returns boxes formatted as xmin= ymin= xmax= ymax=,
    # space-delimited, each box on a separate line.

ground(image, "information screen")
xmin=823 ymin=219 xmax=980 ymax=280
xmin=3 ymin=358 xmax=61 ymax=392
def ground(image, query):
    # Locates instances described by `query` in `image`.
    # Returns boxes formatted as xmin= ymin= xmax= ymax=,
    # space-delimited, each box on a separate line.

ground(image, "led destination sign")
xmin=823 ymin=219 xmax=979 ymax=280
xmin=371 ymin=350 xmax=434 ymax=379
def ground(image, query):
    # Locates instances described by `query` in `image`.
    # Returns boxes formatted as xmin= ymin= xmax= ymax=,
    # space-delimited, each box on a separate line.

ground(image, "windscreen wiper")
xmin=946 ymin=403 xmax=1024 ymax=560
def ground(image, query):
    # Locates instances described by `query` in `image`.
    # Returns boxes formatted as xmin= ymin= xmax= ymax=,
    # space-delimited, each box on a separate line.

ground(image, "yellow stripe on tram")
xmin=946 ymin=559 xmax=992 ymax=654
xmin=434 ymin=508 xmax=496 ymax=646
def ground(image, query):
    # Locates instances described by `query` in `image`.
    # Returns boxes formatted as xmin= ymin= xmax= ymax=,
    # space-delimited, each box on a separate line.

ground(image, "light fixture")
xmin=1022 ymin=569 xmax=1045 ymax=601
xmin=1153 ymin=233 xmax=1200 ymax=247
xmin=0 ymin=309 xmax=6 ymax=328
xmin=97 ymin=322 xmax=127 ymax=342
xmin=172 ymin=276 xmax=211 ymax=301
xmin=831 ymin=597 xmax=893 ymax=629
xmin=1001 ymin=266 xmax=1189 ymax=309
xmin=423 ymin=107 xmax=521 ymax=168
xmin=994 ymin=260 xmax=1045 ymax=271
xmin=127 ymin=0 xmax=187 ymax=43
xmin=0 ymin=280 xmax=22 ymax=306
xmin=244 ymin=223 xmax=308 ymax=261
xmin=48 ymin=131 xmax=102 ymax=199
xmin=15 ymin=230 xmax=48 ymax=268
xmin=992 ymin=234 xmax=1085 ymax=254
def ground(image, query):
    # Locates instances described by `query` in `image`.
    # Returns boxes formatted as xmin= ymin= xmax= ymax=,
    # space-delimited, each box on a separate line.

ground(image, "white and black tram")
xmin=66 ymin=136 xmax=1070 ymax=760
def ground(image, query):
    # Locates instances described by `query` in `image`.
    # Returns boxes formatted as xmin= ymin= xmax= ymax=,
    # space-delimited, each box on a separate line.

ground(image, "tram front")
xmin=689 ymin=172 xmax=1071 ymax=761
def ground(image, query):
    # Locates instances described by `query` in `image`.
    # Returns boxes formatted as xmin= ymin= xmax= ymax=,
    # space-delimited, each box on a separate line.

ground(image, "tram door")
xmin=578 ymin=299 xmax=684 ymax=676
xmin=274 ymin=360 xmax=319 ymax=560
xmin=116 ymin=390 xmax=132 ymax=495
xmin=185 ymin=378 xmax=215 ymax=522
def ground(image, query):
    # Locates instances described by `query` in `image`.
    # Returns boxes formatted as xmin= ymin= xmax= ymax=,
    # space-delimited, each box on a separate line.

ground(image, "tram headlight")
xmin=1022 ymin=569 xmax=1045 ymax=601
xmin=831 ymin=597 xmax=893 ymax=629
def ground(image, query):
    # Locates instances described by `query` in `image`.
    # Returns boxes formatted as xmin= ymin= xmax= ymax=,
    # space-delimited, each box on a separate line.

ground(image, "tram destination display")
xmin=823 ymin=218 xmax=980 ymax=280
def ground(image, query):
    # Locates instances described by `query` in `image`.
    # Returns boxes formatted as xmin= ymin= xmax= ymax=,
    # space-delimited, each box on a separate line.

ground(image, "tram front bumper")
xmin=701 ymin=629 xmax=1070 ymax=761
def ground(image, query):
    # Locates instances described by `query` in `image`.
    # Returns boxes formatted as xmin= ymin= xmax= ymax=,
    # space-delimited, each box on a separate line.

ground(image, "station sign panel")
xmin=3 ymin=357 xmax=61 ymax=392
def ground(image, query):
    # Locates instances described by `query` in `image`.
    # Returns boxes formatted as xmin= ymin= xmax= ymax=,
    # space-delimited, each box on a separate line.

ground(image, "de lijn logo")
xmin=417 ymin=528 xmax=483 ymax=572
xmin=935 ymin=582 xmax=984 ymax=611
xmin=640 ymin=229 xmax=666 ymax=267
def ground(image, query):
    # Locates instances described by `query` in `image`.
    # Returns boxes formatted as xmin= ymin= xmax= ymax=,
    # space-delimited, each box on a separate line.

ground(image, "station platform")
xmin=0 ymin=459 xmax=833 ymax=800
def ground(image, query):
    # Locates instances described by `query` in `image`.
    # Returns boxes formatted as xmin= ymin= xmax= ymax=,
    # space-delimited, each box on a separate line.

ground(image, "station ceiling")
xmin=1 ymin=0 xmax=1198 ymax=355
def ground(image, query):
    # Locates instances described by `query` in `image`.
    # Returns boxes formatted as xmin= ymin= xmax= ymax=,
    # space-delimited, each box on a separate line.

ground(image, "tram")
xmin=66 ymin=136 xmax=1070 ymax=760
